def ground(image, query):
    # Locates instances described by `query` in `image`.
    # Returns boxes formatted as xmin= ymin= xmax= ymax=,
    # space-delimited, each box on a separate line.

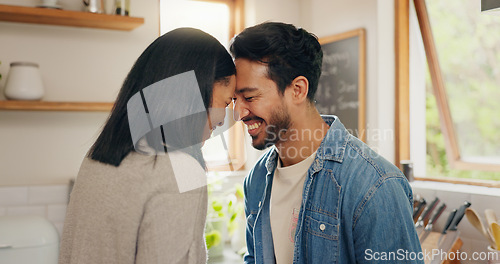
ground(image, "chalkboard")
xmin=316 ymin=28 xmax=366 ymax=141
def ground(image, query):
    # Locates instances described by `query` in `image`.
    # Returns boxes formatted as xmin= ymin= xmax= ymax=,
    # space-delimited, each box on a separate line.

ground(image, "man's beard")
xmin=252 ymin=103 xmax=292 ymax=150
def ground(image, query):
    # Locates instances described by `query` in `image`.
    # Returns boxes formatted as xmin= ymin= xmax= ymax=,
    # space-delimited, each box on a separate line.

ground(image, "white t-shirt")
xmin=270 ymin=150 xmax=317 ymax=264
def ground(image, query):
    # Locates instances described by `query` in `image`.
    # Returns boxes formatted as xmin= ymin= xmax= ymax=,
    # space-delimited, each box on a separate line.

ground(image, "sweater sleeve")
xmin=135 ymin=188 xmax=208 ymax=264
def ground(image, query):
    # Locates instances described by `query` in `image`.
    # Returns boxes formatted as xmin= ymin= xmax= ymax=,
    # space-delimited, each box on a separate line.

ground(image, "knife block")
xmin=421 ymin=231 xmax=463 ymax=264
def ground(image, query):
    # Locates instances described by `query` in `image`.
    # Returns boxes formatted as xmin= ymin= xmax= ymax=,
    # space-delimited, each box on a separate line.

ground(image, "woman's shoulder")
xmin=76 ymin=151 xmax=206 ymax=193
xmin=151 ymin=151 xmax=207 ymax=193
xmin=125 ymin=150 xmax=207 ymax=193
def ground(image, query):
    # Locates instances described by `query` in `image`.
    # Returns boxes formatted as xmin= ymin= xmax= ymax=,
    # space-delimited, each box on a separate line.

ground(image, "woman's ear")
xmin=288 ymin=76 xmax=309 ymax=104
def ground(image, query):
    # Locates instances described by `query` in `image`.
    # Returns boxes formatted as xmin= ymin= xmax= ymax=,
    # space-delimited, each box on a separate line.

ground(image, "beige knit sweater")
xmin=59 ymin=150 xmax=208 ymax=264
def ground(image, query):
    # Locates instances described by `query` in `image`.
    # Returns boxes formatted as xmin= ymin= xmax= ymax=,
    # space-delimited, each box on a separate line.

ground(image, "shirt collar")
xmin=315 ymin=115 xmax=349 ymax=163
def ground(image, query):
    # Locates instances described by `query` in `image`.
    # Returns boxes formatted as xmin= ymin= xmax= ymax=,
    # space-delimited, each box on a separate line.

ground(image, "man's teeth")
xmin=248 ymin=122 xmax=262 ymax=130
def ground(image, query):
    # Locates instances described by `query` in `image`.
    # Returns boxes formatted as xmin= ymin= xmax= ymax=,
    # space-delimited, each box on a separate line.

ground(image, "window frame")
xmin=203 ymin=0 xmax=246 ymax=172
xmin=158 ymin=0 xmax=246 ymax=171
xmin=204 ymin=0 xmax=246 ymax=172
xmin=395 ymin=0 xmax=500 ymax=187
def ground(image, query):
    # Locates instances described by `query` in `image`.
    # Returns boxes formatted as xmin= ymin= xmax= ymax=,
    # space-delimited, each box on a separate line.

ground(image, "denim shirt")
xmin=243 ymin=116 xmax=423 ymax=264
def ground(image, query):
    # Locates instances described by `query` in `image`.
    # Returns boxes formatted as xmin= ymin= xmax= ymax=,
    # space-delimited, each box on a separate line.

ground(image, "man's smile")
xmin=243 ymin=118 xmax=265 ymax=136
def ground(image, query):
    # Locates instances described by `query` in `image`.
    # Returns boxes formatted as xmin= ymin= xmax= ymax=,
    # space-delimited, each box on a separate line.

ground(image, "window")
xmin=159 ymin=0 xmax=245 ymax=171
xmin=160 ymin=1 xmax=230 ymax=44
xmin=396 ymin=0 xmax=500 ymax=186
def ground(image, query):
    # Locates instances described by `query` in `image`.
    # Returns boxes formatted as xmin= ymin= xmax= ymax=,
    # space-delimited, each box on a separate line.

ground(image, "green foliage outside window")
xmin=425 ymin=0 xmax=500 ymax=181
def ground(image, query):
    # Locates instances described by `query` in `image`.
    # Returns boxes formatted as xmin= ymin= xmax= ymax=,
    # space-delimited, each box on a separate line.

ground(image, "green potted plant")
xmin=205 ymin=177 xmax=246 ymax=259
xmin=226 ymin=184 xmax=246 ymax=255
xmin=205 ymin=177 xmax=227 ymax=259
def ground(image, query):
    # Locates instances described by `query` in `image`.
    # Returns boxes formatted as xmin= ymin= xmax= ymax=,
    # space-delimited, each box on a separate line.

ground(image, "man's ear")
xmin=287 ymin=76 xmax=309 ymax=104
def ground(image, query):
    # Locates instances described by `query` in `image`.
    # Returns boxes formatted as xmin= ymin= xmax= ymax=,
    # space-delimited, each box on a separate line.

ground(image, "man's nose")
xmin=233 ymin=100 xmax=249 ymax=121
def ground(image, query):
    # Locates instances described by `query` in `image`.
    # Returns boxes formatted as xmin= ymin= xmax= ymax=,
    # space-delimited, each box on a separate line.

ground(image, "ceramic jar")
xmin=4 ymin=62 xmax=45 ymax=101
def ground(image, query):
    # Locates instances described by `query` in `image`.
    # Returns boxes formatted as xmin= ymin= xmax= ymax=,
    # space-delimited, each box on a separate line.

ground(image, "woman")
xmin=59 ymin=28 xmax=236 ymax=264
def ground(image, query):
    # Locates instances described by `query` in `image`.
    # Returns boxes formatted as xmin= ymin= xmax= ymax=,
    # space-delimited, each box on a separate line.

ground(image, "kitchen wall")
xmin=0 ymin=0 xmax=159 ymax=186
xmin=244 ymin=0 xmax=300 ymax=27
xmin=0 ymin=184 xmax=69 ymax=235
xmin=1 ymin=1 xmax=499 ymax=262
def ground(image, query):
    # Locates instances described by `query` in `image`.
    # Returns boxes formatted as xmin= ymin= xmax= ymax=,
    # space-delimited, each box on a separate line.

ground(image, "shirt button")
xmin=258 ymin=201 xmax=262 ymax=207
xmin=319 ymin=224 xmax=326 ymax=231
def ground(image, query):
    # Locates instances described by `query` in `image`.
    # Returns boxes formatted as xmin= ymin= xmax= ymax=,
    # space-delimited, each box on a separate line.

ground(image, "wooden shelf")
xmin=0 ymin=4 xmax=144 ymax=31
xmin=0 ymin=100 xmax=113 ymax=112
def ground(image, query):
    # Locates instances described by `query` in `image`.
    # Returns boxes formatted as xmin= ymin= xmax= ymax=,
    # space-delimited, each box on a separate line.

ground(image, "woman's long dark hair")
xmin=88 ymin=28 xmax=235 ymax=167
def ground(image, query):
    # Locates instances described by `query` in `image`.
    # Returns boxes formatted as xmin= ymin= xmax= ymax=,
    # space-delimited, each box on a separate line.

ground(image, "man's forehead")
xmin=235 ymin=58 xmax=269 ymax=75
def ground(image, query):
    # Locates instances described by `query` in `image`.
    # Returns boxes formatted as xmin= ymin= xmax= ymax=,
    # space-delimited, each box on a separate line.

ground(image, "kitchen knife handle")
xmin=427 ymin=203 xmax=446 ymax=227
xmin=413 ymin=199 xmax=427 ymax=221
xmin=413 ymin=199 xmax=422 ymax=214
xmin=448 ymin=201 xmax=472 ymax=231
xmin=418 ymin=197 xmax=440 ymax=223
xmin=414 ymin=194 xmax=422 ymax=208
xmin=441 ymin=209 xmax=457 ymax=234
xmin=413 ymin=198 xmax=425 ymax=214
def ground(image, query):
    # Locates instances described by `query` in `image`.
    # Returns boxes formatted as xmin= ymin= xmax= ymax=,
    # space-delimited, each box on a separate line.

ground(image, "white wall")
xmin=409 ymin=2 xmax=427 ymax=177
xmin=244 ymin=0 xmax=301 ymax=27
xmin=0 ymin=0 xmax=159 ymax=186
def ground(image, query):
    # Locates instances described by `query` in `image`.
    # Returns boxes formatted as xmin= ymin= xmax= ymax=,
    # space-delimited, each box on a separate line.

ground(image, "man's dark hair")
xmin=230 ymin=22 xmax=323 ymax=102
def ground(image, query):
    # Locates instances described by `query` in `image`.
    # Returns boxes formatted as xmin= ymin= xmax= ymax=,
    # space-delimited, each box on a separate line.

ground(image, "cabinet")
xmin=0 ymin=4 xmax=144 ymax=112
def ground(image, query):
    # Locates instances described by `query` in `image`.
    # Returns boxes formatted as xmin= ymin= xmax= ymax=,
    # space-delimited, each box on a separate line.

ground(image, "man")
xmin=230 ymin=22 xmax=423 ymax=264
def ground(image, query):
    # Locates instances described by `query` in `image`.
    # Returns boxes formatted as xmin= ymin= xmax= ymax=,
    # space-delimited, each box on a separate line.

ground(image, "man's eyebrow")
xmin=235 ymin=87 xmax=258 ymax=94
